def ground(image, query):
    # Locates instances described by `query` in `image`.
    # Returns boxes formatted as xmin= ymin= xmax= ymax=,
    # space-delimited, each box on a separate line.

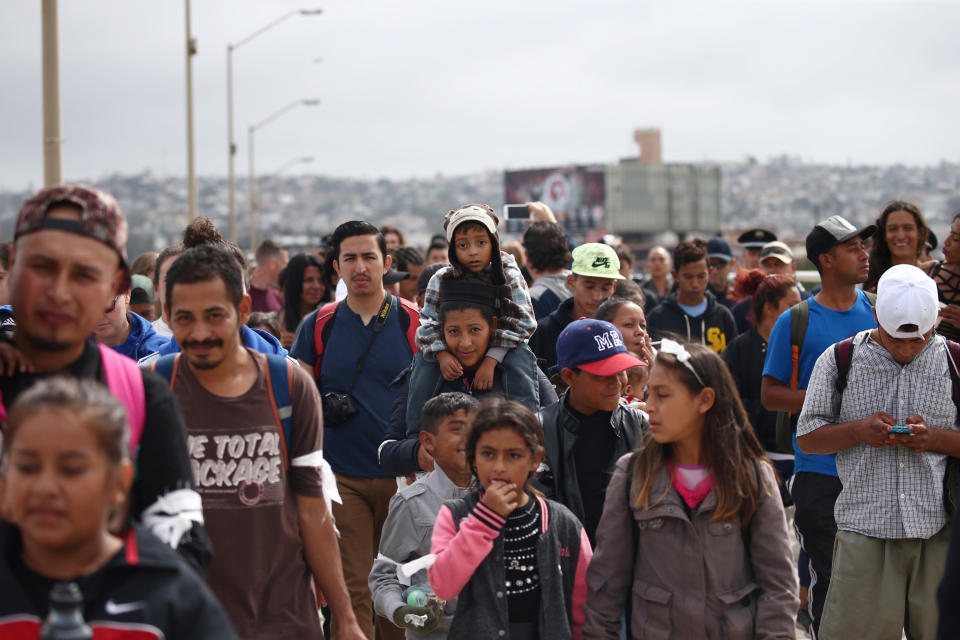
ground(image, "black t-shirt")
xmin=0 ymin=340 xmax=211 ymax=572
xmin=567 ymin=403 xmax=617 ymax=544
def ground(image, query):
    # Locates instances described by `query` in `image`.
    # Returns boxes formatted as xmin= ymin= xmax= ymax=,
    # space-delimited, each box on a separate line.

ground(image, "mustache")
xmin=181 ymin=339 xmax=224 ymax=350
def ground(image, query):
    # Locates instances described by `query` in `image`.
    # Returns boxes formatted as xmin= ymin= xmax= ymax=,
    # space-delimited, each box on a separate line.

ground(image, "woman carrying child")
xmin=428 ymin=398 xmax=592 ymax=640
xmin=583 ymin=340 xmax=798 ymax=639
xmin=0 ymin=377 xmax=236 ymax=638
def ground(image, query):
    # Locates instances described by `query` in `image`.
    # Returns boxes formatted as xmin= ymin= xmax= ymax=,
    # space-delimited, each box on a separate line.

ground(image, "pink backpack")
xmin=0 ymin=344 xmax=146 ymax=458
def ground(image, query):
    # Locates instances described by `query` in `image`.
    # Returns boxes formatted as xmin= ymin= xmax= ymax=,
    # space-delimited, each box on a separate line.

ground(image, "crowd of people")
xmin=1 ymin=183 xmax=960 ymax=640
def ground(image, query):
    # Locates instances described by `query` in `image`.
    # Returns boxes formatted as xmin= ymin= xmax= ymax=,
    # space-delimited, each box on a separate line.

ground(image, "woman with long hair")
xmin=278 ymin=253 xmax=328 ymax=349
xmin=864 ymin=200 xmax=929 ymax=292
xmin=583 ymin=340 xmax=798 ymax=638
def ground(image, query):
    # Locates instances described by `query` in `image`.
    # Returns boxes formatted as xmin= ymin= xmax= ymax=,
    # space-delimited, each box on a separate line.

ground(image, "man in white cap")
xmin=796 ymin=264 xmax=960 ymax=639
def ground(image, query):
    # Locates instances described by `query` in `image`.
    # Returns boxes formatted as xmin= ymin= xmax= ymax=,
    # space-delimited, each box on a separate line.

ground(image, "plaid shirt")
xmin=798 ymin=330 xmax=958 ymax=539
xmin=416 ymin=251 xmax=535 ymax=361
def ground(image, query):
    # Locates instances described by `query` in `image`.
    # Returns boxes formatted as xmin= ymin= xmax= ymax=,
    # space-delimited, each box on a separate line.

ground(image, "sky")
xmin=1 ymin=0 xmax=959 ymax=191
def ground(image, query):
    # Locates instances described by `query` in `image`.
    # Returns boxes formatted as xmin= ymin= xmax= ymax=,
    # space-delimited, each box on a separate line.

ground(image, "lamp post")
xmin=184 ymin=0 xmax=198 ymax=219
xmin=274 ymin=156 xmax=315 ymax=174
xmin=41 ymin=0 xmax=62 ymax=186
xmin=226 ymin=8 xmax=322 ymax=243
xmin=248 ymin=100 xmax=320 ymax=250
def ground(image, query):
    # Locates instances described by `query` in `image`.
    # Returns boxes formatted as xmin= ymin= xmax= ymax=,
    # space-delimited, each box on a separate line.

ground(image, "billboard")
xmin=504 ymin=165 xmax=605 ymax=233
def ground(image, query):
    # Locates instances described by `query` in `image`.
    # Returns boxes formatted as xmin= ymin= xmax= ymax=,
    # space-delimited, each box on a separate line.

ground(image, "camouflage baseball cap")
xmin=16 ymin=184 xmax=129 ymax=266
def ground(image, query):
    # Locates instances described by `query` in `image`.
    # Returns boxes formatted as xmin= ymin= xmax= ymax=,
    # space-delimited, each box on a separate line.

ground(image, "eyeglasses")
xmin=658 ymin=338 xmax=706 ymax=387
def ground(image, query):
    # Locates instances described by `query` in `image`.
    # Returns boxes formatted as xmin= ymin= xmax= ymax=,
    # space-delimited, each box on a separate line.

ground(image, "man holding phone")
xmin=796 ymin=264 xmax=960 ymax=639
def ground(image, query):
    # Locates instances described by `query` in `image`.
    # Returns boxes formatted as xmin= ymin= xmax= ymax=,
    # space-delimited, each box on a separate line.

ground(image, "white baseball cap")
xmin=875 ymin=264 xmax=939 ymax=339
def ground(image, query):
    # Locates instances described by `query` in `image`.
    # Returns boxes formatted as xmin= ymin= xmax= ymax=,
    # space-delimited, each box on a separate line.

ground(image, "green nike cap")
xmin=570 ymin=243 xmax=625 ymax=280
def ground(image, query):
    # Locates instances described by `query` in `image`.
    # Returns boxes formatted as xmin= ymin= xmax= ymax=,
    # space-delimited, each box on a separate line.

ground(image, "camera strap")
xmin=347 ymin=293 xmax=394 ymax=393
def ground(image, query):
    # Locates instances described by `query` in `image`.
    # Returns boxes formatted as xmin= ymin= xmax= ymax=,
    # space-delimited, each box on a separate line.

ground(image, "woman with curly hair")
xmin=864 ymin=200 xmax=929 ymax=292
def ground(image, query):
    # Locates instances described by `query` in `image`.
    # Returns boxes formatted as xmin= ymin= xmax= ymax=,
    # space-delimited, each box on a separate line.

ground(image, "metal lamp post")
xmin=247 ymin=100 xmax=320 ymax=250
xmin=226 ymin=8 xmax=322 ymax=243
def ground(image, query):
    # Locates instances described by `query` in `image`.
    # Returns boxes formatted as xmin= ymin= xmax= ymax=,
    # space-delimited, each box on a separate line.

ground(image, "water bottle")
xmin=41 ymin=582 xmax=92 ymax=640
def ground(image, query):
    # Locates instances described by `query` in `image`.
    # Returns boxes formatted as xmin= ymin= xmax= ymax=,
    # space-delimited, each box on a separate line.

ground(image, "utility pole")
xmin=41 ymin=0 xmax=62 ymax=186
xmin=185 ymin=0 xmax=198 ymax=218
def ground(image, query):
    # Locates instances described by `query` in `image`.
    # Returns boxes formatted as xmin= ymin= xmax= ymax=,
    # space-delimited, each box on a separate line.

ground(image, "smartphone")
xmin=890 ymin=425 xmax=912 ymax=434
xmin=503 ymin=204 xmax=530 ymax=220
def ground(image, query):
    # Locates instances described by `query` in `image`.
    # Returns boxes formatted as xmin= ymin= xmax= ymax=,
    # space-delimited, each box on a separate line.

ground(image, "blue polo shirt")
xmin=292 ymin=299 xmax=413 ymax=478
xmin=763 ymin=289 xmax=876 ymax=476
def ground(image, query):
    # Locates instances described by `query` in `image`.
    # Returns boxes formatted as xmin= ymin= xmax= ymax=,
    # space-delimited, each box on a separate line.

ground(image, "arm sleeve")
xmin=136 ymin=370 xmax=212 ymax=574
xmin=379 ymin=372 xmax=422 ymax=476
xmin=290 ymin=312 xmax=318 ymax=368
xmin=428 ymin=502 xmax=505 ymax=600
xmin=486 ymin=256 xmax=537 ymax=359
xmin=571 ymin=526 xmax=593 ymax=640
xmin=582 ymin=454 xmax=635 ymax=639
xmin=287 ymin=362 xmax=325 ymax=497
xmin=796 ymin=347 xmax=840 ymax=437
xmin=369 ymin=495 xmax=430 ymax=620
xmin=749 ymin=462 xmax=801 ymax=639
xmin=761 ymin=311 xmax=793 ymax=383
xmin=415 ymin=268 xmax=452 ymax=356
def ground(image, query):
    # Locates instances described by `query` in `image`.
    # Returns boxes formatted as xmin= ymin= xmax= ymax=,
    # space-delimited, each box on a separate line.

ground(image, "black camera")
xmin=322 ymin=391 xmax=358 ymax=427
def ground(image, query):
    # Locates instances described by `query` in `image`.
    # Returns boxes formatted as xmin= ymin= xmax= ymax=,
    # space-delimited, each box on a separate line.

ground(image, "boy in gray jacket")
xmin=369 ymin=393 xmax=478 ymax=638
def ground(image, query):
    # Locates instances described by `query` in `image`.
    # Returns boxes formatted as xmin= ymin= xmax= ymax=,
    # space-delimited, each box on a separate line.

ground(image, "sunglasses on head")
xmin=105 ymin=295 xmax=120 ymax=314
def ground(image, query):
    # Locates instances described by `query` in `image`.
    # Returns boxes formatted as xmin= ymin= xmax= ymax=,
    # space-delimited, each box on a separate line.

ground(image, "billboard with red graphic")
xmin=504 ymin=165 xmax=605 ymax=233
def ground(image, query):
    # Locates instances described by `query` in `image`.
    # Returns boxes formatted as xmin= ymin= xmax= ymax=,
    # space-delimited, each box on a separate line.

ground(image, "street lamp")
xmin=274 ymin=156 xmax=315 ymax=174
xmin=226 ymin=8 xmax=322 ymax=243
xmin=248 ymin=99 xmax=320 ymax=250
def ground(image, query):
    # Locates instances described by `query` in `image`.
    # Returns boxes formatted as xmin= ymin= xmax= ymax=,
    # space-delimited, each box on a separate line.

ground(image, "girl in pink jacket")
xmin=429 ymin=397 xmax=592 ymax=640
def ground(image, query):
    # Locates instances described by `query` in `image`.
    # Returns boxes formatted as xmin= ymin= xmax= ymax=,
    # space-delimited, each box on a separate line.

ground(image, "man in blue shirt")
xmin=292 ymin=221 xmax=418 ymax=640
xmin=761 ymin=215 xmax=877 ymax=637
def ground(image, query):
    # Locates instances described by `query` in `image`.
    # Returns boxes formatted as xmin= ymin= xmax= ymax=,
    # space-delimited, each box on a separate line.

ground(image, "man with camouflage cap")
xmin=0 ymin=184 xmax=212 ymax=572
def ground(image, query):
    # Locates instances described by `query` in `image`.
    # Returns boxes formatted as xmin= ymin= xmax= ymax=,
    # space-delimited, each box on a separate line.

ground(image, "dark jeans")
xmin=790 ymin=471 xmax=842 ymax=639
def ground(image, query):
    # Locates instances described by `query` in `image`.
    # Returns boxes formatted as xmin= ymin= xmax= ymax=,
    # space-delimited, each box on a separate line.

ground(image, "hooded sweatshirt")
xmin=108 ymin=311 xmax=169 ymax=361
xmin=646 ymin=290 xmax=737 ymax=354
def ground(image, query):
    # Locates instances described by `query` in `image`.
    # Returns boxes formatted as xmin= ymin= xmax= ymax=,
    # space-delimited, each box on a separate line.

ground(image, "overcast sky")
xmin=1 ymin=0 xmax=958 ymax=191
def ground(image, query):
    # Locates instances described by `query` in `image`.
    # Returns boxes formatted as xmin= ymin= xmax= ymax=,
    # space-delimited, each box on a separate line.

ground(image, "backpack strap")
xmin=788 ymin=299 xmax=810 ymax=391
xmin=98 ymin=344 xmax=146 ymax=459
xmin=946 ymin=340 xmax=960 ymax=425
xmin=312 ymin=301 xmax=341 ymax=380
xmin=263 ymin=353 xmax=293 ymax=470
xmin=396 ymin=297 xmax=421 ymax=355
xmin=832 ymin=337 xmax=855 ymax=422
xmin=774 ymin=299 xmax=810 ymax=453
xmin=152 ymin=353 xmax=181 ymax=388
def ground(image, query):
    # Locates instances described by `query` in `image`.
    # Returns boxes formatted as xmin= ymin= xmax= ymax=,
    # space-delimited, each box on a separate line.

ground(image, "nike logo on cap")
xmin=591 ymin=257 xmax=610 ymax=268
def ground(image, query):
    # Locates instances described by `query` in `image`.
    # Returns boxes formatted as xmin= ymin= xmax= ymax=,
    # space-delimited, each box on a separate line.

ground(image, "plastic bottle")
xmin=41 ymin=582 xmax=92 ymax=640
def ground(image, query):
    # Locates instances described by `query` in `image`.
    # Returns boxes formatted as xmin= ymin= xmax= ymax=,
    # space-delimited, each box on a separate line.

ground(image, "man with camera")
xmin=158 ymin=242 xmax=364 ymax=639
xmin=796 ymin=264 xmax=960 ymax=639
xmin=292 ymin=220 xmax=420 ymax=640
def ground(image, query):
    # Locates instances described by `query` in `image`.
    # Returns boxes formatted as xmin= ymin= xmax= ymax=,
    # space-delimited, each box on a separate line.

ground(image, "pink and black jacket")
xmin=429 ymin=492 xmax=592 ymax=640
